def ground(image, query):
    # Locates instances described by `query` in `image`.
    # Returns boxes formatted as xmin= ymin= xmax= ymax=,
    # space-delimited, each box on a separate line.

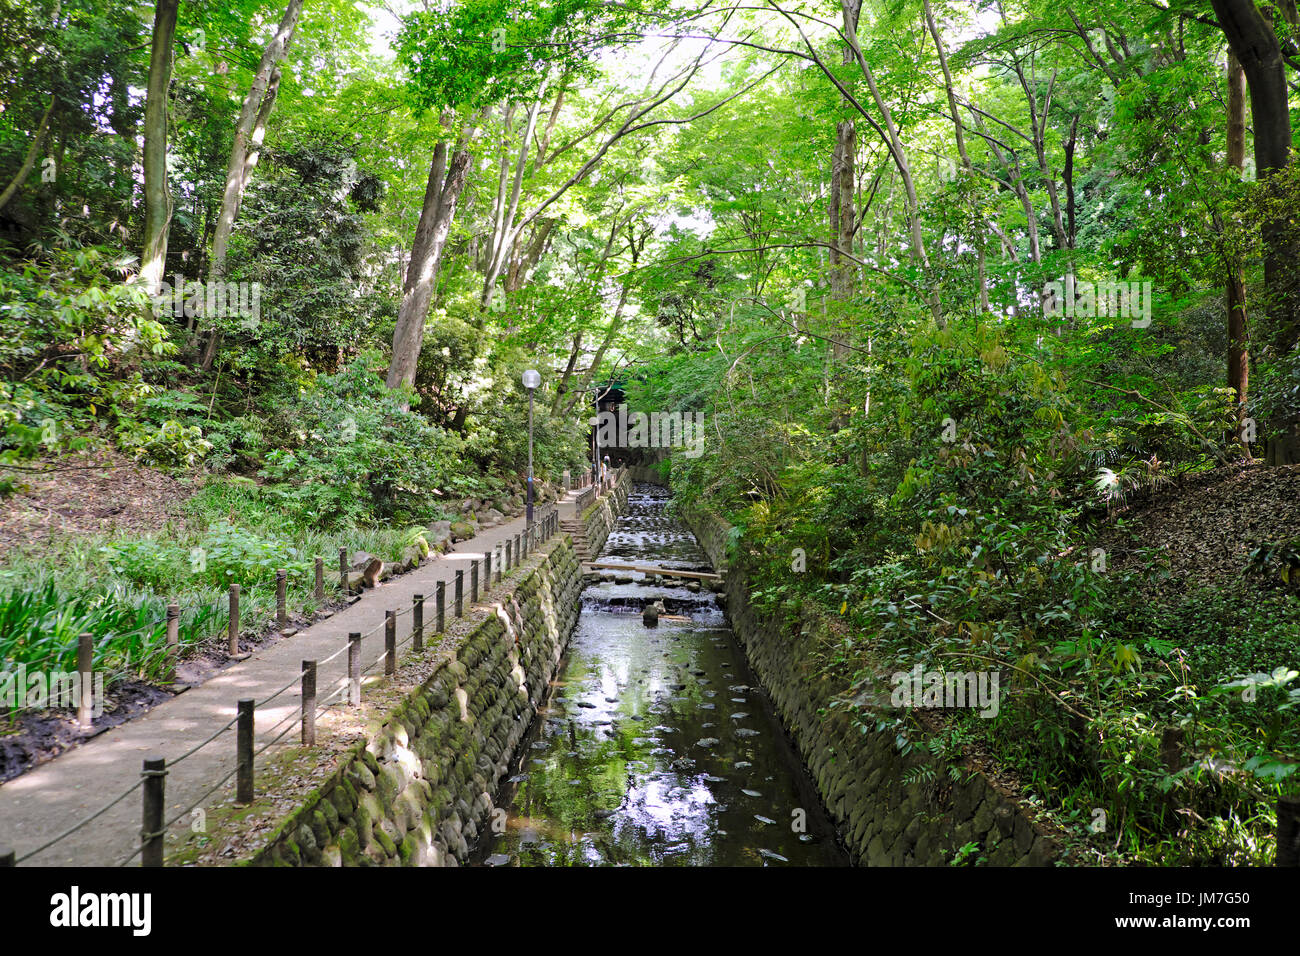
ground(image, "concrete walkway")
xmin=0 ymin=493 xmax=584 ymax=867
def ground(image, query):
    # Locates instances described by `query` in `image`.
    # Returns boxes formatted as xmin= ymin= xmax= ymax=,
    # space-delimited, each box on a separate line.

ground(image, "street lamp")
xmin=522 ymin=368 xmax=541 ymax=525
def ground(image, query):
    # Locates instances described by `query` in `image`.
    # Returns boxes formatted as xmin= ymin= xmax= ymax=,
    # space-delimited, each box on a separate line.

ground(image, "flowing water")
xmin=475 ymin=483 xmax=848 ymax=867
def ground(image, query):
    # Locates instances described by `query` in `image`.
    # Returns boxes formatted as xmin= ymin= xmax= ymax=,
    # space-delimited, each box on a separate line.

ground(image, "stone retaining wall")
xmin=578 ymin=469 xmax=631 ymax=555
xmin=681 ymin=505 xmax=1059 ymax=867
xmin=245 ymin=538 xmax=585 ymax=867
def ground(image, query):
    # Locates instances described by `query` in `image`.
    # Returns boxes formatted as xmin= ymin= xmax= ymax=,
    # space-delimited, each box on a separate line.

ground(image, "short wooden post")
xmin=77 ymin=632 xmax=93 ymax=729
xmin=347 ymin=633 xmax=362 ymax=707
xmin=165 ymin=604 xmax=179 ymax=675
xmin=519 ymin=530 xmax=526 ymax=560
xmin=301 ymin=660 xmax=316 ymax=746
xmin=436 ymin=581 xmax=446 ymax=633
xmin=1280 ymin=796 xmax=1300 ymax=866
xmin=455 ymin=571 xmax=464 ymax=618
xmin=0 ymin=847 xmax=13 ymax=867
xmin=228 ymin=584 xmax=240 ymax=656
xmin=275 ymin=568 xmax=287 ymax=628
xmin=141 ymin=756 xmax=166 ymax=867
xmin=413 ymin=594 xmax=424 ymax=653
xmin=384 ymin=610 xmax=396 ymax=677
xmin=339 ymin=547 xmax=348 ymax=590
xmin=314 ymin=556 xmax=325 ymax=603
xmin=470 ymin=561 xmax=479 ymax=604
xmin=236 ymin=699 xmax=254 ymax=803
xmin=484 ymin=552 xmax=492 ymax=590
xmin=495 ymin=544 xmax=503 ymax=583
xmin=506 ymin=539 xmax=512 ymax=571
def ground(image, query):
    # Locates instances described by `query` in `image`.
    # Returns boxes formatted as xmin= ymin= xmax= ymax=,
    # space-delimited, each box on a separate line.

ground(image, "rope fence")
xmin=0 ymin=496 xmax=578 ymax=867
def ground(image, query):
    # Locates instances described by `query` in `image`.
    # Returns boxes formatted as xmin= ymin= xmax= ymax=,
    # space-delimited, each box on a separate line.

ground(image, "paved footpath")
xmin=0 ymin=493 xmax=583 ymax=867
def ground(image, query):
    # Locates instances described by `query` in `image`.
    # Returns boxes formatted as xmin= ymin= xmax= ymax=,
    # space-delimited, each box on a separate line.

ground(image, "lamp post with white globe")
xmin=522 ymin=369 xmax=541 ymax=526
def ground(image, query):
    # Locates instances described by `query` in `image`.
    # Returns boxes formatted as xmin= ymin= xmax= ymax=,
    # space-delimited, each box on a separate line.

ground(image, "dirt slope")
xmin=0 ymin=449 xmax=192 ymax=556
xmin=1093 ymin=463 xmax=1300 ymax=597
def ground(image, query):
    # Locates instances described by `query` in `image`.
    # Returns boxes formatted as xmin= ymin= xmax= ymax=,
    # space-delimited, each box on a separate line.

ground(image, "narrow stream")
xmin=475 ymin=483 xmax=848 ymax=867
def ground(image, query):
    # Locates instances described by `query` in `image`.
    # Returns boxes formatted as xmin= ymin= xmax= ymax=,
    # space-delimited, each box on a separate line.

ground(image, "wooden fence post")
xmin=436 ymin=581 xmax=446 ymax=633
xmin=413 ymin=594 xmax=424 ymax=653
xmin=228 ymin=584 xmax=240 ymax=656
xmin=314 ymin=556 xmax=325 ymax=604
xmin=301 ymin=660 xmax=316 ymax=746
xmin=236 ymin=699 xmax=254 ymax=803
xmin=347 ymin=633 xmax=361 ymax=707
xmin=275 ymin=568 xmax=287 ymax=628
xmin=384 ymin=611 xmax=396 ymax=677
xmin=165 ymin=604 xmax=179 ymax=677
xmin=141 ymin=756 xmax=166 ymax=867
xmin=77 ymin=632 xmax=93 ymax=729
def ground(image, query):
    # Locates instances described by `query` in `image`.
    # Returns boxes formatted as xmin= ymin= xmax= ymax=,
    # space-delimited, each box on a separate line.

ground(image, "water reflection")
xmin=477 ymin=485 xmax=848 ymax=867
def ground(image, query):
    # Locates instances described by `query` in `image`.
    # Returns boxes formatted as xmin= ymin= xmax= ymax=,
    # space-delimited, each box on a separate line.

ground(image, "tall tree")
xmin=200 ymin=0 xmax=305 ymax=370
xmin=1211 ymin=0 xmax=1299 ymax=463
xmin=386 ymin=111 xmax=478 ymax=391
xmin=1226 ymin=50 xmax=1249 ymax=444
xmin=138 ymin=0 xmax=179 ymax=298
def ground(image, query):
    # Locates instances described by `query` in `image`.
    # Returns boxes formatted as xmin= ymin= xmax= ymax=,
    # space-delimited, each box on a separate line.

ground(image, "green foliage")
xmin=396 ymin=0 xmax=648 ymax=111
xmin=247 ymin=355 xmax=463 ymax=528
xmin=0 ymin=577 xmax=222 ymax=687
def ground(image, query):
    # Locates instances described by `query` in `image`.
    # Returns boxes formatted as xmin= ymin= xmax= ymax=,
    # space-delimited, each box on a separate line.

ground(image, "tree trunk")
xmin=838 ymin=3 xmax=940 ymax=324
xmin=1212 ymin=0 xmax=1299 ymax=463
xmin=551 ymin=330 xmax=584 ymax=415
xmin=829 ymin=120 xmax=855 ymax=360
xmin=924 ymin=0 xmax=988 ymax=310
xmin=200 ymin=0 xmax=304 ymax=370
xmin=0 ymin=94 xmax=55 ymax=214
xmin=482 ymin=90 xmax=547 ymax=311
xmin=385 ymin=145 xmax=472 ymax=391
xmin=562 ymin=283 xmax=630 ymax=417
xmin=138 ymin=0 xmax=179 ymax=298
xmin=1226 ymin=50 xmax=1250 ymax=449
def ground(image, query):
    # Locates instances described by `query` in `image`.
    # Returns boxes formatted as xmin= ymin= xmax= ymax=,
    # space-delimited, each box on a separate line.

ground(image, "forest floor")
xmin=1093 ymin=462 xmax=1300 ymax=598
xmin=0 ymin=448 xmax=194 ymax=555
